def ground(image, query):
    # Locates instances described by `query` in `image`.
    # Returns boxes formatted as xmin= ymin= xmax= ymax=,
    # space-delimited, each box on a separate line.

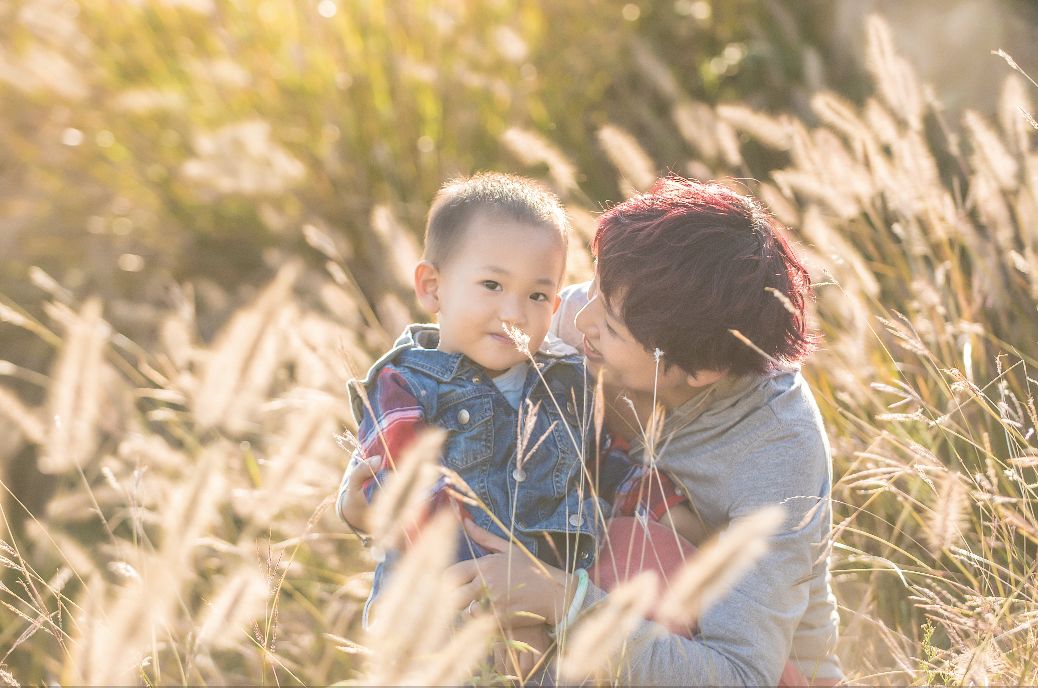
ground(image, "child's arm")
xmin=612 ymin=453 xmax=710 ymax=546
xmin=337 ymin=454 xmax=381 ymax=535
xmin=337 ymin=366 xmax=427 ymax=530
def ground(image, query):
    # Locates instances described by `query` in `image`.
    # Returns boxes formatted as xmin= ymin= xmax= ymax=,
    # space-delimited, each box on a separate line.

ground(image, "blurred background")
xmin=3 ymin=0 xmax=1038 ymax=684
xmin=4 ymin=0 xmax=1036 ymax=333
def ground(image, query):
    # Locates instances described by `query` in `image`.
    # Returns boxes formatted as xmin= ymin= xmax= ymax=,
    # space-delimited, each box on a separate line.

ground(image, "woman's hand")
xmin=339 ymin=455 xmax=381 ymax=534
xmin=448 ymin=519 xmax=573 ymax=628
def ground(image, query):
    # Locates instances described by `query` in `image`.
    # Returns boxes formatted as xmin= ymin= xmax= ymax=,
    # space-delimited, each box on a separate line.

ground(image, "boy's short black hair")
xmin=424 ymin=172 xmax=569 ymax=266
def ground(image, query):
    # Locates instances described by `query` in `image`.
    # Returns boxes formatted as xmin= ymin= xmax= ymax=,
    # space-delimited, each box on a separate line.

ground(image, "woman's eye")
xmin=481 ymin=280 xmax=502 ymax=291
xmin=530 ymin=292 xmax=549 ymax=303
xmin=605 ymin=321 xmax=618 ymax=336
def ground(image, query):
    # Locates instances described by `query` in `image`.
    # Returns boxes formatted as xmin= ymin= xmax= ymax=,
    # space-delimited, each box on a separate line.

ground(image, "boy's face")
xmin=416 ymin=211 xmax=565 ymax=375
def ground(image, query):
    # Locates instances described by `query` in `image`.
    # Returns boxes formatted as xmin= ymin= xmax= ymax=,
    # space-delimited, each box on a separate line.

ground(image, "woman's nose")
xmin=575 ymin=297 xmax=595 ymax=336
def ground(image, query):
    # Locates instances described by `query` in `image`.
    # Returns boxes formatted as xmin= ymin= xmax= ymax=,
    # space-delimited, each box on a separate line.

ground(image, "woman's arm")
xmin=452 ymin=517 xmax=816 ymax=686
xmin=451 ymin=444 xmax=834 ymax=685
xmin=601 ymin=524 xmax=816 ymax=686
xmin=610 ymin=418 xmax=836 ymax=686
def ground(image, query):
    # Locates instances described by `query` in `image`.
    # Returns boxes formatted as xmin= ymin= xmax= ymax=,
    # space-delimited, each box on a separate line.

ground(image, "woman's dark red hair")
xmin=592 ymin=177 xmax=815 ymax=377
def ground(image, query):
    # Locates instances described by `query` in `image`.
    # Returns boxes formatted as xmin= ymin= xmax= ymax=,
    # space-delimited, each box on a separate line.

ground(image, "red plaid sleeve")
xmin=610 ymin=436 xmax=690 ymax=522
xmin=351 ymin=367 xmax=474 ymax=532
xmin=355 ymin=366 xmax=426 ymax=500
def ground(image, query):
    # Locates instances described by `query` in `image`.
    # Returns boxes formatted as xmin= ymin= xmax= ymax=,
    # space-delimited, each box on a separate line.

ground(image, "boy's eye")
xmin=481 ymin=280 xmax=502 ymax=291
xmin=530 ymin=292 xmax=550 ymax=303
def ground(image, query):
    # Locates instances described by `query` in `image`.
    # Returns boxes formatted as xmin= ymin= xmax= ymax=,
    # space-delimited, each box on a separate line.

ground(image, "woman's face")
xmin=574 ymin=278 xmax=705 ymax=408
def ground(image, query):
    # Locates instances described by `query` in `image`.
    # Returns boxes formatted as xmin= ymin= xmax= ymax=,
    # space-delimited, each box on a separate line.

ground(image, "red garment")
xmin=607 ymin=436 xmax=691 ymax=521
xmin=355 ymin=367 xmax=426 ymax=478
xmin=591 ymin=514 xmax=836 ymax=685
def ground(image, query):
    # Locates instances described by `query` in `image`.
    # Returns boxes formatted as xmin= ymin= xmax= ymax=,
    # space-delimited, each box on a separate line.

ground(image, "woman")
xmin=446 ymin=177 xmax=842 ymax=685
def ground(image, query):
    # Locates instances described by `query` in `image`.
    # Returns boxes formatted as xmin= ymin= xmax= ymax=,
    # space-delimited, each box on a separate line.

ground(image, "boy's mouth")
xmin=489 ymin=333 xmax=512 ymax=345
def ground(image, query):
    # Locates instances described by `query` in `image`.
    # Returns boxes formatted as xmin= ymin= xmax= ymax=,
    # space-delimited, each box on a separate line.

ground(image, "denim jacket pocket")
xmin=436 ymin=393 xmax=494 ymax=471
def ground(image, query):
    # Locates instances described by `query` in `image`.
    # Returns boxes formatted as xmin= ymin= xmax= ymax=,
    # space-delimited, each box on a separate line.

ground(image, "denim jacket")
xmin=348 ymin=324 xmax=604 ymax=573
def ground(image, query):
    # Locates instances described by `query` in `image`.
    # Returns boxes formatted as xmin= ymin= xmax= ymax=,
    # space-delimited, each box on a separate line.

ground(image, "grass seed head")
xmin=656 ymin=504 xmax=785 ymax=628
xmin=558 ymin=570 xmax=660 ymax=682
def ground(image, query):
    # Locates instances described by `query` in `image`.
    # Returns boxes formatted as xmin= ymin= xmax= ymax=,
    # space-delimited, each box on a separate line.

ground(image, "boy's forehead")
xmin=461 ymin=208 xmax=557 ymax=236
xmin=452 ymin=211 xmax=565 ymax=258
xmin=436 ymin=233 xmax=564 ymax=289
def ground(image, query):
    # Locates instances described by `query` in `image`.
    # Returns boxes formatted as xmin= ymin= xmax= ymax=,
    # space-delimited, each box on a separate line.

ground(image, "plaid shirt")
xmin=607 ymin=435 xmax=690 ymax=523
xmin=343 ymin=366 xmax=460 ymax=532
xmin=354 ymin=366 xmax=424 ymax=481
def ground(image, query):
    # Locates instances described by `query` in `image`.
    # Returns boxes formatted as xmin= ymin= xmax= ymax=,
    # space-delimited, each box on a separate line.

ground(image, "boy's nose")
xmin=498 ymin=296 xmax=525 ymax=324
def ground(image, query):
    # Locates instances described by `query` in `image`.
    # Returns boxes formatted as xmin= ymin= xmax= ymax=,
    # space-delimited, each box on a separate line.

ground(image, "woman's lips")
xmin=583 ymin=336 xmax=603 ymax=361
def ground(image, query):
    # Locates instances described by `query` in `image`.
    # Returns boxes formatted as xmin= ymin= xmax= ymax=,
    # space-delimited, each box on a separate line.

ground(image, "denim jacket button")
xmin=512 ymin=468 xmax=526 ymax=482
xmin=568 ymin=513 xmax=584 ymax=527
xmin=457 ymin=409 xmax=470 ymax=425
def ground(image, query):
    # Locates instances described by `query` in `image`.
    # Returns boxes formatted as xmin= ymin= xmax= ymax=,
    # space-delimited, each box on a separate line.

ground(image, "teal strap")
xmin=553 ymin=567 xmax=589 ymax=637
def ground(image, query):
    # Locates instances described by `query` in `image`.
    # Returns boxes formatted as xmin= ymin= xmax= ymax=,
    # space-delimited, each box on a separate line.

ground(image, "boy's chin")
xmin=469 ymin=353 xmax=526 ymax=376
xmin=478 ymin=362 xmax=521 ymax=376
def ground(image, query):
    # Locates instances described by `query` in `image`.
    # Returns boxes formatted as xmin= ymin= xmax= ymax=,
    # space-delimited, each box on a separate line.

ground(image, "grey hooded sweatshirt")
xmin=550 ymin=283 xmax=842 ymax=686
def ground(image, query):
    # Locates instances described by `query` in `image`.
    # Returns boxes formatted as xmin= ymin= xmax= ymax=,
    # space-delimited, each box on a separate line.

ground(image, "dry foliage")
xmin=1 ymin=7 xmax=1038 ymax=687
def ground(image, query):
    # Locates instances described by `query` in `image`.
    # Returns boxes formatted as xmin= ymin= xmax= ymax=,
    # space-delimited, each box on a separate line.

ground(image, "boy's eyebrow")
xmin=482 ymin=265 xmax=557 ymax=287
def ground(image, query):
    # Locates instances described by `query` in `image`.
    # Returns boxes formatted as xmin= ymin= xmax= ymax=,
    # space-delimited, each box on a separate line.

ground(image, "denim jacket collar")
xmin=362 ymin=323 xmax=572 ymax=385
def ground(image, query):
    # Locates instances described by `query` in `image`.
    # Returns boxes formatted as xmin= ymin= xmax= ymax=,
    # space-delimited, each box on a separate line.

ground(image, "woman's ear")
xmin=686 ymin=368 xmax=726 ymax=388
xmin=414 ymin=261 xmax=441 ymax=313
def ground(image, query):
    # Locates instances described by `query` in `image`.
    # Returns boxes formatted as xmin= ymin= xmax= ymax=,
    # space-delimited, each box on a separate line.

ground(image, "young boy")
xmin=337 ymin=173 xmax=606 ymax=632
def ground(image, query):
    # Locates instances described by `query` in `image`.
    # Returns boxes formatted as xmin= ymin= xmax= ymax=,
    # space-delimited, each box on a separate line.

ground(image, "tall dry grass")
xmin=1 ymin=263 xmax=366 ymax=683
xmin=2 ymin=5 xmax=1038 ymax=686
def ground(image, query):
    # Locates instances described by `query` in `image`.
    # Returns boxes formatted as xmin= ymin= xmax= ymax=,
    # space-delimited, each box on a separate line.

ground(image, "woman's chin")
xmin=583 ymin=356 xmax=604 ymax=375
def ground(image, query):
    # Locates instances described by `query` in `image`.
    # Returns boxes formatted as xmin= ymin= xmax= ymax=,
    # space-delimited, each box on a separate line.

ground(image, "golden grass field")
xmin=2 ymin=1 xmax=1038 ymax=684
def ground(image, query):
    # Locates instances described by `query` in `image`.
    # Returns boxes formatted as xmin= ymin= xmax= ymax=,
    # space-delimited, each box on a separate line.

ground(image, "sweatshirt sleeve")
xmin=548 ymin=281 xmax=590 ymax=349
xmin=613 ymin=526 xmax=812 ymax=686
xmin=574 ymin=421 xmax=827 ymax=686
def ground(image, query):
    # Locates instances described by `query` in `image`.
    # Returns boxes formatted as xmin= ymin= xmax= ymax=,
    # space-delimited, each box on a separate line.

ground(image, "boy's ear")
xmin=414 ymin=261 xmax=441 ymax=313
xmin=552 ymin=294 xmax=561 ymax=314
